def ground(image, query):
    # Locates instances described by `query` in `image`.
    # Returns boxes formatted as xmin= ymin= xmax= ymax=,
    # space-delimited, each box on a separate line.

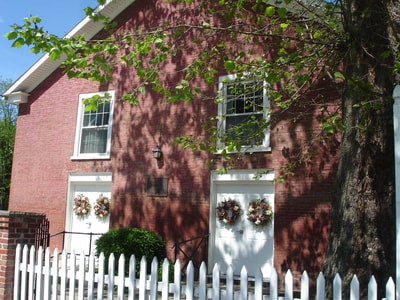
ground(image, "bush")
xmin=95 ymin=227 xmax=166 ymax=276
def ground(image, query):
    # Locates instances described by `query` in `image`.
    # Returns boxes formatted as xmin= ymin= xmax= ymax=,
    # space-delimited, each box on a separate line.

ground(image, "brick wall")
xmin=0 ymin=211 xmax=46 ymax=300
xmin=8 ymin=0 xmax=340 ymax=280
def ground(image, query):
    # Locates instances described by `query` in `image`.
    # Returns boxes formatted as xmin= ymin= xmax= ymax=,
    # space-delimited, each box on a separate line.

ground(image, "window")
xmin=146 ymin=176 xmax=169 ymax=196
xmin=218 ymin=75 xmax=270 ymax=152
xmin=72 ymin=91 xmax=115 ymax=159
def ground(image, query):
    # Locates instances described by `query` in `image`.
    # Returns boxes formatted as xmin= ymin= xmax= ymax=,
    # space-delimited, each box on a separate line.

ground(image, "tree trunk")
xmin=324 ymin=0 xmax=396 ymax=297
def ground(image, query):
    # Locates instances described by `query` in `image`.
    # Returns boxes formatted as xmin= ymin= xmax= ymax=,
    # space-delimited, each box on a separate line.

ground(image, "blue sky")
xmin=0 ymin=0 xmax=98 ymax=82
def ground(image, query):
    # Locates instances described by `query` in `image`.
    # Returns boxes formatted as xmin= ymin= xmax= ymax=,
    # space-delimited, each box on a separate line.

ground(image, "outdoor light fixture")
xmin=152 ymin=145 xmax=162 ymax=160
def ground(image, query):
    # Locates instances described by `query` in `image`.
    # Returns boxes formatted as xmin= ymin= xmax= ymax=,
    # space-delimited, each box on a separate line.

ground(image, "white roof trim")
xmin=6 ymin=91 xmax=30 ymax=105
xmin=4 ymin=0 xmax=136 ymax=98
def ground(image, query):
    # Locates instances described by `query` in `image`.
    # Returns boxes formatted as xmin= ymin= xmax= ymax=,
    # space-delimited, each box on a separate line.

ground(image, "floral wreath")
xmin=73 ymin=194 xmax=91 ymax=217
xmin=94 ymin=194 xmax=111 ymax=218
xmin=216 ymin=199 xmax=242 ymax=225
xmin=247 ymin=198 xmax=273 ymax=226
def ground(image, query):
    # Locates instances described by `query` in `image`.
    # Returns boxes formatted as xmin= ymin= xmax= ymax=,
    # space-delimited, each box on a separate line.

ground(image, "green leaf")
xmin=277 ymin=7 xmax=287 ymax=19
xmin=265 ymin=6 xmax=275 ymax=17
xmin=154 ymin=38 xmax=163 ymax=45
xmin=11 ymin=38 xmax=25 ymax=48
xmin=334 ymin=71 xmax=345 ymax=80
xmin=30 ymin=47 xmax=40 ymax=54
xmin=4 ymin=31 xmax=17 ymax=40
xmin=49 ymin=48 xmax=61 ymax=60
xmin=313 ymin=30 xmax=322 ymax=39
xmin=224 ymin=60 xmax=235 ymax=71
xmin=137 ymin=86 xmax=146 ymax=94
xmin=322 ymin=123 xmax=334 ymax=134
xmin=280 ymin=23 xmax=289 ymax=29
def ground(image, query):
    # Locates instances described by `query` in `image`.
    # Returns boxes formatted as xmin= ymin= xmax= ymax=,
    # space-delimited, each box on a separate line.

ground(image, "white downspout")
xmin=393 ymin=84 xmax=400 ymax=300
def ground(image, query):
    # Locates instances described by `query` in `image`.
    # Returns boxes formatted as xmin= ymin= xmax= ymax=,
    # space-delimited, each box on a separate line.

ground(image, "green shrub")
xmin=95 ymin=227 xmax=166 ymax=276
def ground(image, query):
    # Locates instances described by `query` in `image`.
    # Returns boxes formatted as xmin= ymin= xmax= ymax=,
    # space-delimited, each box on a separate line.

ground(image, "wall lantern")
xmin=152 ymin=145 xmax=162 ymax=160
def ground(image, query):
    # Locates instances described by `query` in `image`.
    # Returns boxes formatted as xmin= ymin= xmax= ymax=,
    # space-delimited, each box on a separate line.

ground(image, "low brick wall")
xmin=0 ymin=211 xmax=46 ymax=300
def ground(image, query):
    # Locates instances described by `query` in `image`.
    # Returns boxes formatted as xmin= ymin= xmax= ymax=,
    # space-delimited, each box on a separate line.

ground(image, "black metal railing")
xmin=50 ymin=231 xmax=104 ymax=255
xmin=172 ymin=233 xmax=209 ymax=270
xmin=35 ymin=218 xmax=50 ymax=250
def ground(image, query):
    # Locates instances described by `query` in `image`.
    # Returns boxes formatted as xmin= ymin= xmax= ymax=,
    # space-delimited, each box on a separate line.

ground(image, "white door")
xmin=66 ymin=174 xmax=112 ymax=255
xmin=210 ymin=171 xmax=274 ymax=278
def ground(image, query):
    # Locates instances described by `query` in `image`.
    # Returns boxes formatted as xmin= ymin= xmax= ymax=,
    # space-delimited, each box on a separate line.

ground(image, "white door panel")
xmin=211 ymin=175 xmax=274 ymax=278
xmin=66 ymin=176 xmax=111 ymax=256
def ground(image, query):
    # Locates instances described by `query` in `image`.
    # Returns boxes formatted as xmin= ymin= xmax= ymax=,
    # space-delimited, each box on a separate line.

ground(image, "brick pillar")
xmin=0 ymin=211 xmax=46 ymax=300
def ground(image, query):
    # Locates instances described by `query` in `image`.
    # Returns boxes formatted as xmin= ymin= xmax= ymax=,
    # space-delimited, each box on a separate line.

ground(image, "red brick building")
xmin=4 ymin=0 xmax=339 ymax=280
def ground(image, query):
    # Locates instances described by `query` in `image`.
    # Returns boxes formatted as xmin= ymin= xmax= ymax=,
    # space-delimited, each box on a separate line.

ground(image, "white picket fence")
xmin=13 ymin=244 xmax=396 ymax=300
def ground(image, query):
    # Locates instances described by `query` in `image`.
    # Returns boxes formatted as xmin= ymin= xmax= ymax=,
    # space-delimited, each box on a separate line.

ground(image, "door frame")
xmin=65 ymin=172 xmax=112 ymax=253
xmin=208 ymin=169 xmax=275 ymax=273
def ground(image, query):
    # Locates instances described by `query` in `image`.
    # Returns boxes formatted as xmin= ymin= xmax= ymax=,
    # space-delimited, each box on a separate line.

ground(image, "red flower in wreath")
xmin=247 ymin=199 xmax=273 ymax=226
xmin=94 ymin=194 xmax=111 ymax=218
xmin=216 ymin=199 xmax=242 ymax=225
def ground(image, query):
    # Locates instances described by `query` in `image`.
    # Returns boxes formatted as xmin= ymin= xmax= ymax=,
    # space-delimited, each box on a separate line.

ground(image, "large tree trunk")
xmin=324 ymin=0 xmax=396 ymax=297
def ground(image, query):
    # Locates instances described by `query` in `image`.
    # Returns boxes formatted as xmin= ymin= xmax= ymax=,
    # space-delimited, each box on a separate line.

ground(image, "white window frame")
xmin=217 ymin=74 xmax=271 ymax=153
xmin=72 ymin=91 xmax=115 ymax=160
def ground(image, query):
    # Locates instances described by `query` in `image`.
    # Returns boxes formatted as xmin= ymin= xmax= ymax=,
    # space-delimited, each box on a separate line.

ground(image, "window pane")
xmin=103 ymin=112 xmax=110 ymax=125
xmin=96 ymin=113 xmax=103 ymax=126
xmin=80 ymin=100 xmax=112 ymax=153
xmin=226 ymin=114 xmax=264 ymax=146
xmin=83 ymin=115 xmax=90 ymax=127
xmin=82 ymin=101 xmax=111 ymax=127
xmin=80 ymin=127 xmax=108 ymax=154
xmin=225 ymin=81 xmax=264 ymax=115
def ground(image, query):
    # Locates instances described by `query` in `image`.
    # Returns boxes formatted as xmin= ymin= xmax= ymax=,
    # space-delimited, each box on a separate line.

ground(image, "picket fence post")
xmin=117 ymin=254 xmax=125 ymax=300
xmin=78 ymin=251 xmax=85 ymax=300
xmin=198 ymin=262 xmax=207 ymax=300
xmin=186 ymin=261 xmax=194 ymax=300
xmin=51 ymin=249 xmax=59 ymax=300
xmin=87 ymin=253 xmax=95 ymax=300
xmin=316 ymin=272 xmax=325 ymax=300
xmin=97 ymin=252 xmax=105 ymax=299
xmin=368 ymin=276 xmax=377 ymax=300
xmin=333 ymin=273 xmax=342 ymax=300
xmin=239 ymin=266 xmax=248 ymax=300
xmin=128 ymin=255 xmax=136 ymax=300
xmin=13 ymin=244 xmax=21 ymax=300
xmin=285 ymin=269 xmax=293 ymax=300
xmin=150 ymin=257 xmax=158 ymax=300
xmin=386 ymin=277 xmax=395 ymax=300
xmin=11 ymin=244 xmax=399 ymax=300
xmin=270 ymin=268 xmax=278 ymax=300
xmin=44 ymin=247 xmax=51 ymax=300
xmin=174 ymin=260 xmax=182 ymax=300
xmin=254 ymin=268 xmax=263 ymax=300
xmin=60 ymin=249 xmax=67 ymax=300
xmin=108 ymin=253 xmax=115 ymax=299
xmin=350 ymin=275 xmax=360 ymax=300
xmin=212 ymin=263 xmax=220 ymax=300
xmin=300 ymin=271 xmax=309 ymax=300
xmin=28 ymin=245 xmax=35 ymax=300
xmin=161 ymin=258 xmax=169 ymax=300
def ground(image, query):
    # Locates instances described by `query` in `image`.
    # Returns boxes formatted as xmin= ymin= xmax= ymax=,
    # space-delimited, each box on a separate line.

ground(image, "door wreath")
xmin=94 ymin=194 xmax=111 ymax=218
xmin=247 ymin=198 xmax=273 ymax=226
xmin=73 ymin=194 xmax=91 ymax=217
xmin=216 ymin=199 xmax=242 ymax=225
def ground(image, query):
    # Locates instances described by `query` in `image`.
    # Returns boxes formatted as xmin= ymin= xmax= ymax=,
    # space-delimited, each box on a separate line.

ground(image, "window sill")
xmin=71 ymin=154 xmax=111 ymax=161
xmin=215 ymin=146 xmax=272 ymax=154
